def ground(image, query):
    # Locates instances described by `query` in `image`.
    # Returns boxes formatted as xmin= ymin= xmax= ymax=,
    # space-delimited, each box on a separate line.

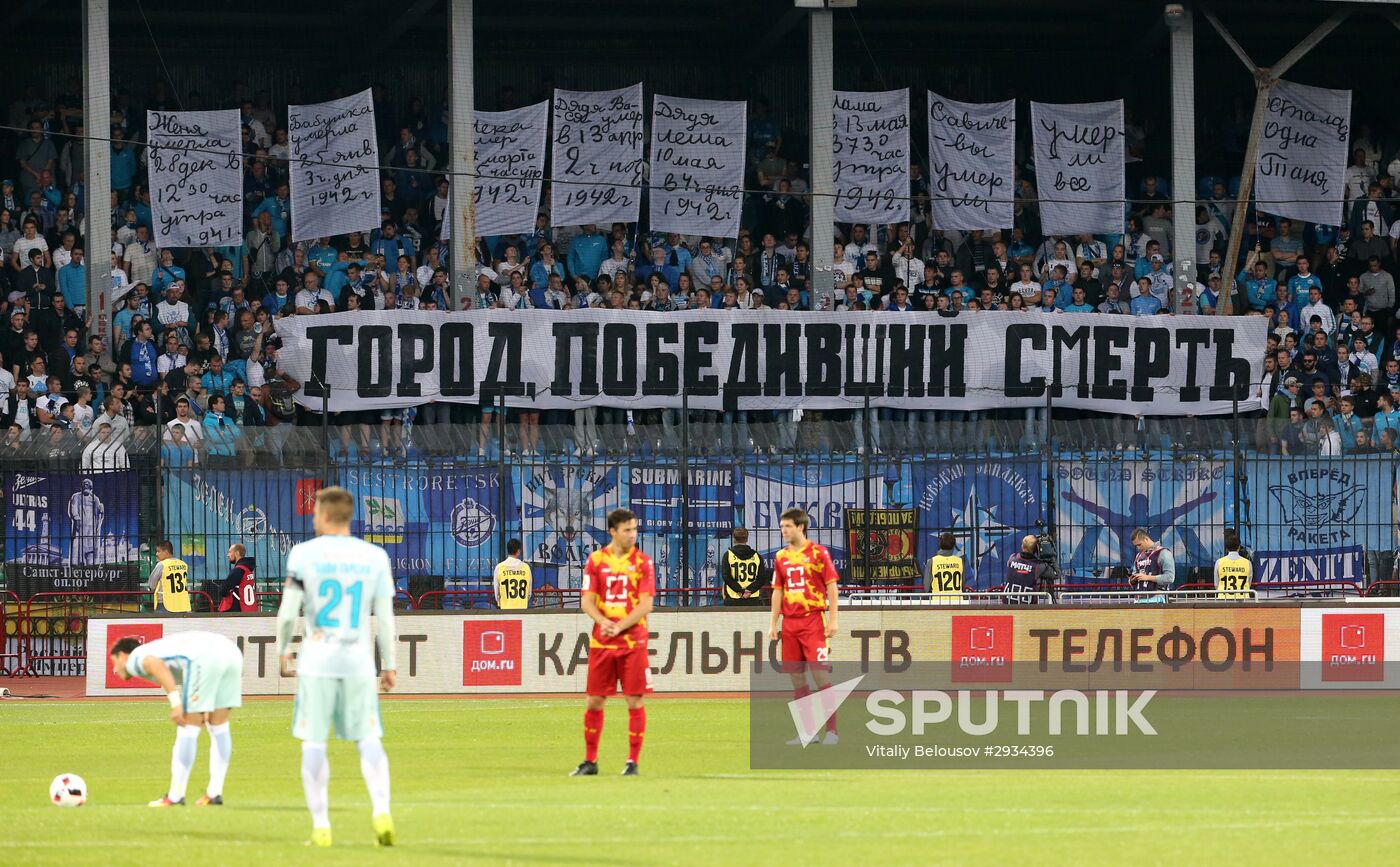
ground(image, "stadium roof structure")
xmin=10 ymin=0 xmax=1400 ymax=81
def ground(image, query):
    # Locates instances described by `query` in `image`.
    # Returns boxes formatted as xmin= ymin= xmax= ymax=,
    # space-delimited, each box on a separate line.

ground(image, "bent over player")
xmin=108 ymin=630 xmax=243 ymax=807
xmin=276 ymin=486 xmax=398 ymax=848
xmin=573 ymin=507 xmax=655 ymax=777
xmin=768 ymin=507 xmax=840 ymax=745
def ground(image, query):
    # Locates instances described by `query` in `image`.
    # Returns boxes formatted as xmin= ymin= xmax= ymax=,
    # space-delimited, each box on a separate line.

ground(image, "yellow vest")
xmin=927 ymin=553 xmax=965 ymax=594
xmin=1215 ymin=554 xmax=1252 ymax=599
xmin=723 ymin=549 xmax=763 ymax=600
xmin=156 ymin=557 xmax=191 ymax=612
xmin=494 ymin=559 xmax=533 ymax=610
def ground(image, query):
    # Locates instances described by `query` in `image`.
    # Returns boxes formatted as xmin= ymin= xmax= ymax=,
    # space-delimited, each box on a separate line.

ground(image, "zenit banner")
xmin=274 ymin=310 xmax=1267 ymax=416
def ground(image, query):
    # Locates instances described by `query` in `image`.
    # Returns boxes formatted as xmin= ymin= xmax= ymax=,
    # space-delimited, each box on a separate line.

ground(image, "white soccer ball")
xmin=49 ymin=773 xmax=87 ymax=807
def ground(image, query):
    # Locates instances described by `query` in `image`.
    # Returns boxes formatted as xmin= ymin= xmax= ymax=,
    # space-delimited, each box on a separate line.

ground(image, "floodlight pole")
xmin=1203 ymin=5 xmax=1349 ymax=315
xmin=805 ymin=2 xmax=837 ymax=306
xmin=83 ymin=0 xmax=112 ymax=340
xmin=1166 ymin=4 xmax=1195 ymax=315
xmin=450 ymin=0 xmax=477 ymax=308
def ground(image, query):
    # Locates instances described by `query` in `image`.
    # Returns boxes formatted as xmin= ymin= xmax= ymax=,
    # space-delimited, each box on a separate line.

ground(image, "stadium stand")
xmin=0 ymin=0 xmax=1395 ymax=654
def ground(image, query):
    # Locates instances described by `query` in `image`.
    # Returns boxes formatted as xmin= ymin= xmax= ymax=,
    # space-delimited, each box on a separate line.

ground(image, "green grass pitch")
xmin=5 ymin=696 xmax=1400 ymax=865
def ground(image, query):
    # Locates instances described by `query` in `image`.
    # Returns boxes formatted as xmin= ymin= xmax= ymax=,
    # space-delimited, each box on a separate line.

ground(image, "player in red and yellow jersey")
xmin=768 ymin=507 xmax=841 ymax=745
xmin=572 ymin=507 xmax=655 ymax=777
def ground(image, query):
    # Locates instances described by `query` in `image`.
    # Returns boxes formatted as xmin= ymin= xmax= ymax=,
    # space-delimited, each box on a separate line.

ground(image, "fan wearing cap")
xmin=1197 ymin=274 xmax=1226 ymax=314
xmin=1269 ymin=376 xmax=1301 ymax=436
xmin=1 ymin=178 xmax=20 ymax=214
xmin=1175 ymin=280 xmax=1202 ymax=315
xmin=1 ymin=309 xmax=28 ymax=366
xmin=1102 ymin=260 xmax=1132 ymax=297
xmin=1350 ymin=334 xmax=1380 ymax=374
xmin=1143 ymin=252 xmax=1173 ymax=306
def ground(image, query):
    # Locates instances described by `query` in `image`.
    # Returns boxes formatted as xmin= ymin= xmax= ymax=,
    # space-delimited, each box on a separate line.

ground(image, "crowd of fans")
xmin=5 ymin=83 xmax=1400 ymax=461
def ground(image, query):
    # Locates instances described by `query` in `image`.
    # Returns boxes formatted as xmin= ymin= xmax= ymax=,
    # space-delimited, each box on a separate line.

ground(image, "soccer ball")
xmin=49 ymin=773 xmax=87 ymax=807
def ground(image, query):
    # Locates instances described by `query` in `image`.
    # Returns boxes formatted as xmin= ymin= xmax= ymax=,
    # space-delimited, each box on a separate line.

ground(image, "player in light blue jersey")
xmin=276 ymin=485 xmax=398 ymax=848
xmin=109 ymin=630 xmax=243 ymax=807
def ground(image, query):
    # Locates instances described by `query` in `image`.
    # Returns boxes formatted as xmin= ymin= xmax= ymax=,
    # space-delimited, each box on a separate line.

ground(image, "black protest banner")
xmin=274 ymin=309 xmax=1266 ymax=416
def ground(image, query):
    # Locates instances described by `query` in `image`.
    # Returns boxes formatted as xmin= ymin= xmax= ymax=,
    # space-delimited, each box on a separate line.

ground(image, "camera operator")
xmin=1129 ymin=528 xmax=1175 ymax=592
xmin=1003 ymin=534 xmax=1055 ymax=604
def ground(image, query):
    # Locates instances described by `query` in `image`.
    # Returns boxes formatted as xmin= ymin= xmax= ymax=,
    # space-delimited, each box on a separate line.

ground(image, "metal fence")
xmin=1 ymin=397 xmax=1394 ymax=611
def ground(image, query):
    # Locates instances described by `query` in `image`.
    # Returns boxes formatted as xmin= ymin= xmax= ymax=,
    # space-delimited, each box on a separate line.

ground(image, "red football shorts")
xmin=781 ymin=614 xmax=830 ymax=669
xmin=586 ymin=646 xmax=654 ymax=696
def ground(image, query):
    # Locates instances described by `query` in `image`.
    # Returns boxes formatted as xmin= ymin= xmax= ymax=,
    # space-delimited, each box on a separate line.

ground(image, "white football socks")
xmin=168 ymin=724 xmax=201 ymax=802
xmin=205 ymin=722 xmax=232 ymax=798
xmin=300 ymin=741 xmax=331 ymax=829
xmin=357 ymin=737 xmax=391 ymax=816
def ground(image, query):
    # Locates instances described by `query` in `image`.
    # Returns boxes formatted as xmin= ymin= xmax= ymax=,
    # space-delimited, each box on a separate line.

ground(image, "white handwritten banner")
xmin=288 ymin=88 xmax=381 ymax=242
xmin=833 ymin=89 xmax=910 ymax=225
xmin=146 ymin=110 xmax=243 ymax=248
xmin=550 ymin=84 xmax=644 ymax=227
xmin=926 ymin=92 xmax=1015 ymax=231
xmin=1256 ymin=80 xmax=1351 ymax=227
xmin=649 ymin=95 xmax=746 ymax=238
xmin=468 ymin=100 xmax=549 ymax=238
xmin=1031 ymin=100 xmax=1124 ymax=235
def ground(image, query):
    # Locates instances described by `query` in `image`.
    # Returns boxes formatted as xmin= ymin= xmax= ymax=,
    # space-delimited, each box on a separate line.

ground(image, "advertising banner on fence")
xmin=146 ymin=109 xmax=243 ymax=248
xmin=162 ymin=470 xmax=317 ymax=584
xmin=518 ymin=462 xmax=626 ymax=591
xmin=911 ymin=460 xmax=1042 ymax=590
xmin=1299 ymin=608 xmax=1400 ymax=689
xmin=4 ymin=470 xmax=141 ymax=594
xmin=740 ymin=463 xmax=886 ymax=576
xmin=1256 ymin=546 xmax=1365 ymax=585
xmin=86 ymin=605 xmax=1385 ymax=696
xmin=1247 ymin=456 xmax=1394 ymax=558
xmin=275 ymin=309 xmax=1268 ymax=416
xmin=628 ymin=463 xmax=735 ymax=536
xmin=630 ymin=462 xmax=735 ymax=594
xmin=1055 ymin=459 xmax=1231 ymax=578
xmin=845 ymin=508 xmax=919 ymax=585
xmin=339 ymin=466 xmax=513 ymax=586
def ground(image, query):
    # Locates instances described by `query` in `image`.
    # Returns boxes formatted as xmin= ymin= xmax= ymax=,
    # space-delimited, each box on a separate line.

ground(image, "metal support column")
xmin=1166 ymin=4 xmax=1196 ymax=315
xmin=83 ymin=0 xmax=112 ymax=340
xmin=807 ymin=7 xmax=836 ymax=306
xmin=449 ymin=0 xmax=477 ymax=308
